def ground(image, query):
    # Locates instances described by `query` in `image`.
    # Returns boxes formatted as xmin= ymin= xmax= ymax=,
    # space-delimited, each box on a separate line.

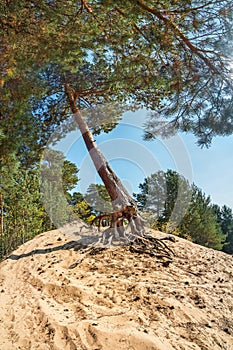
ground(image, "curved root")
xmin=68 ymin=206 xmax=176 ymax=268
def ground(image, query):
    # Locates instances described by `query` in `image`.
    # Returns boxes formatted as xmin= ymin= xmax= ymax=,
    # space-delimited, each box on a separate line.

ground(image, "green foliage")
xmin=85 ymin=184 xmax=112 ymax=214
xmin=212 ymin=204 xmax=233 ymax=254
xmin=179 ymin=186 xmax=225 ymax=250
xmin=162 ymin=170 xmax=191 ymax=227
xmin=40 ymin=149 xmax=80 ymax=227
xmin=1 ymin=0 xmax=233 ymax=146
xmin=135 ymin=170 xmax=225 ymax=250
xmin=134 ymin=172 xmax=166 ymax=217
xmin=82 ymin=103 xmax=125 ymax=135
xmin=0 ymin=159 xmax=50 ymax=259
xmin=69 ymin=192 xmax=94 ymax=223
xmin=62 ymin=160 xmax=79 ymax=196
xmin=0 ymin=147 xmax=82 ymax=258
xmin=134 ymin=170 xmax=191 ymax=229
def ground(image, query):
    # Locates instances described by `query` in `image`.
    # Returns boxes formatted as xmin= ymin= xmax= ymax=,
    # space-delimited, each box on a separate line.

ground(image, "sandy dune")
xmin=0 ymin=222 xmax=232 ymax=349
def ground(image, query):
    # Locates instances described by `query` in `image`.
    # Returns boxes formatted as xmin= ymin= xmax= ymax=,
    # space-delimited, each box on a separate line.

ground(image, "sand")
xmin=0 ymin=222 xmax=232 ymax=349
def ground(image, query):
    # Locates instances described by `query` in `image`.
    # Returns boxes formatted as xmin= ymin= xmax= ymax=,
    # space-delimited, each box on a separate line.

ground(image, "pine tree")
xmin=85 ymin=184 xmax=112 ymax=215
xmin=134 ymin=170 xmax=191 ymax=230
xmin=0 ymin=159 xmax=48 ymax=258
xmin=62 ymin=160 xmax=79 ymax=200
xmin=1 ymin=1 xmax=233 ymax=247
xmin=135 ymin=172 xmax=225 ymax=250
xmin=134 ymin=172 xmax=167 ymax=220
xmin=163 ymin=170 xmax=191 ymax=228
xmin=180 ymin=186 xmax=225 ymax=250
xmin=221 ymin=206 xmax=233 ymax=253
xmin=40 ymin=149 xmax=80 ymax=228
xmin=70 ymin=192 xmax=94 ymax=223
xmin=1 ymin=1 xmax=233 ymax=145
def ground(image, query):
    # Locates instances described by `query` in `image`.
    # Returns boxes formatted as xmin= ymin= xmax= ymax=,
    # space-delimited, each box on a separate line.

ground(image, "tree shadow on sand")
xmin=7 ymin=221 xmax=176 ymax=269
xmin=6 ymin=233 xmax=102 ymax=261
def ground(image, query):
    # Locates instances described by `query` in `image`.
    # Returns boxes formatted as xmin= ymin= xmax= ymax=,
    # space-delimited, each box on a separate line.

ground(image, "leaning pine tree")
xmin=1 ymin=1 xmax=233 ymax=259
xmin=58 ymin=0 xmax=233 ymax=259
xmin=64 ymin=83 xmax=173 ymax=258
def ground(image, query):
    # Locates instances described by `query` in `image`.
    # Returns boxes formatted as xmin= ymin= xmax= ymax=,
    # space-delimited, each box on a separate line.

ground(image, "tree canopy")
xmin=1 ymin=0 xmax=233 ymax=147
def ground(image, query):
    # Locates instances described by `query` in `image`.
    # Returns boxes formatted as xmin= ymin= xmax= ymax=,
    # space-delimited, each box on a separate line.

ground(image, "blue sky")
xmin=53 ymin=109 xmax=233 ymax=210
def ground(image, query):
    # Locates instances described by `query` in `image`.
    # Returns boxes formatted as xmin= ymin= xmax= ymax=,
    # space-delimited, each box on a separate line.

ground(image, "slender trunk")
xmin=64 ymin=84 xmax=136 ymax=210
xmin=63 ymin=85 xmax=177 ymax=254
xmin=0 ymin=192 xmax=3 ymax=235
xmin=0 ymin=191 xmax=4 ymax=257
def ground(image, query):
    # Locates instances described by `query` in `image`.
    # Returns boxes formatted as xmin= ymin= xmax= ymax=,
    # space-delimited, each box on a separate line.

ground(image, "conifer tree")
xmin=70 ymin=192 xmax=94 ymax=223
xmin=212 ymin=205 xmax=233 ymax=254
xmin=180 ymin=186 xmax=225 ymax=250
xmin=135 ymin=171 xmax=225 ymax=249
xmin=85 ymin=184 xmax=112 ymax=215
xmin=134 ymin=170 xmax=191 ymax=229
xmin=1 ymin=1 xmax=233 ymax=246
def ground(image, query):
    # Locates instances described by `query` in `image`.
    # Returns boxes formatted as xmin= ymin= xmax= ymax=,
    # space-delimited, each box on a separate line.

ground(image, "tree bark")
xmin=64 ymin=84 xmax=177 ymax=258
xmin=64 ymin=83 xmax=136 ymax=211
xmin=0 ymin=191 xmax=4 ymax=257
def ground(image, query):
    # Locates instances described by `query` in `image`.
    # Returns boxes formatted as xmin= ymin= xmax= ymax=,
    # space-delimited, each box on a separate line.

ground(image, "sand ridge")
xmin=0 ymin=224 xmax=232 ymax=349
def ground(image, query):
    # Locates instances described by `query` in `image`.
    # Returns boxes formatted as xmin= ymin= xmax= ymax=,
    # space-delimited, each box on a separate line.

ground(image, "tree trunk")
xmin=64 ymin=84 xmax=176 ymax=260
xmin=64 ymin=84 xmax=136 ymax=211
xmin=0 ymin=191 xmax=4 ymax=257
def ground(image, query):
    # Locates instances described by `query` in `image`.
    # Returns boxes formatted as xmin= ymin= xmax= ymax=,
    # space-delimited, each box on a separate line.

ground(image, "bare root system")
xmin=69 ymin=206 xmax=176 ymax=269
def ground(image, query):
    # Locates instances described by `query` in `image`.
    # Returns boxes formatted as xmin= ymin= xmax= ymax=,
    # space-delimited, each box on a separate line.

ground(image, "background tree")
xmin=69 ymin=192 xmax=94 ymax=224
xmin=220 ymin=206 xmax=233 ymax=254
xmin=179 ymin=186 xmax=225 ymax=249
xmin=0 ymin=159 xmax=47 ymax=258
xmin=134 ymin=170 xmax=191 ymax=230
xmin=212 ymin=204 xmax=233 ymax=254
xmin=135 ymin=171 xmax=225 ymax=250
xmin=134 ymin=172 xmax=167 ymax=217
xmin=62 ymin=160 xmax=80 ymax=200
xmin=162 ymin=170 xmax=191 ymax=227
xmin=85 ymin=184 xmax=112 ymax=215
xmin=40 ymin=149 xmax=81 ymax=228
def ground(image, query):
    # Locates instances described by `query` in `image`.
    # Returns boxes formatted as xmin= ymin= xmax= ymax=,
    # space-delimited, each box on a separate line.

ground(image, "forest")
xmin=1 ymin=0 xmax=233 ymax=258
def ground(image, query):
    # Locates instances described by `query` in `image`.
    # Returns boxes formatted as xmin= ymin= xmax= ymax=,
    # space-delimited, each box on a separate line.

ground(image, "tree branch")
xmin=135 ymin=0 xmax=231 ymax=87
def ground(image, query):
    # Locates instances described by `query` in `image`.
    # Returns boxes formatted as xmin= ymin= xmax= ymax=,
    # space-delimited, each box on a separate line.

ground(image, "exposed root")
xmin=68 ymin=206 xmax=176 ymax=268
xmin=128 ymin=234 xmax=175 ymax=262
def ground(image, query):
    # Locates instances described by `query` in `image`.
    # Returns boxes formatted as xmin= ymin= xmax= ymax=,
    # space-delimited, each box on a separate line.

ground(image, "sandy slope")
xmin=0 ymin=222 xmax=233 ymax=350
